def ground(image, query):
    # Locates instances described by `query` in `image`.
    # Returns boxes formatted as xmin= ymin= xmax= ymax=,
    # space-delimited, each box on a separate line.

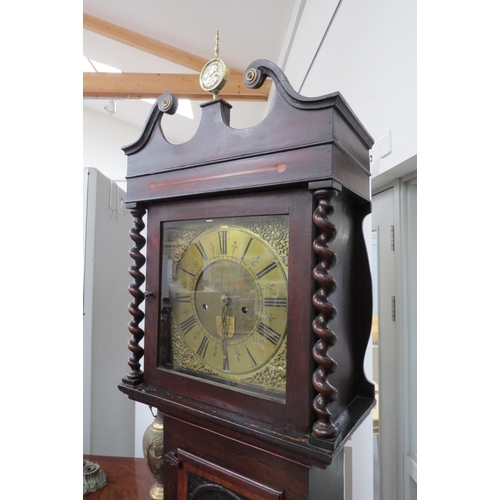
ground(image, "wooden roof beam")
xmin=83 ymin=72 xmax=271 ymax=101
xmin=83 ymin=13 xmax=245 ymax=79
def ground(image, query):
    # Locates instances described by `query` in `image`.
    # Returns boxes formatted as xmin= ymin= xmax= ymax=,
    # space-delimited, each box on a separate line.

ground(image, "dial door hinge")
xmin=390 ymin=225 xmax=395 ymax=251
xmin=165 ymin=451 xmax=180 ymax=468
xmin=391 ymin=296 xmax=396 ymax=322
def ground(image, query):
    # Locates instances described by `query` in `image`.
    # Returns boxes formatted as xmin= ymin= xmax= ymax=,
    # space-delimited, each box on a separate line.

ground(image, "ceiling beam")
xmin=83 ymin=73 xmax=271 ymax=101
xmin=83 ymin=13 xmax=244 ymax=79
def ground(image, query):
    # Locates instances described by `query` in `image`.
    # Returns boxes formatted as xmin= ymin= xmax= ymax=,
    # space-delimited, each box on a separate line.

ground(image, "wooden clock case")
xmin=118 ymin=60 xmax=375 ymax=499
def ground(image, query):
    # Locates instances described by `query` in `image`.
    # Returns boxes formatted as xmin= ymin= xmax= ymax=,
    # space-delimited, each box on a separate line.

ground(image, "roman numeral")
xmin=245 ymin=345 xmax=257 ymax=367
xmin=180 ymin=267 xmax=195 ymax=277
xmin=195 ymin=242 xmax=208 ymax=261
xmin=263 ymin=297 xmax=287 ymax=308
xmin=175 ymin=294 xmax=191 ymax=303
xmin=197 ymin=336 xmax=209 ymax=358
xmin=218 ymin=231 xmax=227 ymax=254
xmin=241 ymin=237 xmax=253 ymax=261
xmin=257 ymin=322 xmax=281 ymax=346
xmin=256 ymin=261 xmax=278 ymax=279
xmin=179 ymin=316 xmax=196 ymax=334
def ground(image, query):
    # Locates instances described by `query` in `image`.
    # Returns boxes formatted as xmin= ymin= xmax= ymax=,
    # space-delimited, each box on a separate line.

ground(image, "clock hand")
xmin=220 ymin=294 xmax=229 ymax=371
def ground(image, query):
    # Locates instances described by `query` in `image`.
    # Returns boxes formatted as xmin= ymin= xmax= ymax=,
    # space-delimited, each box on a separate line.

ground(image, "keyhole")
xmin=241 ymin=306 xmax=248 ymax=314
xmin=202 ymin=304 xmax=209 ymax=310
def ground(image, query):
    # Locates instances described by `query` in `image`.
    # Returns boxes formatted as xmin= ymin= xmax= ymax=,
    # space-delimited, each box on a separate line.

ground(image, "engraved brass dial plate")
xmin=159 ymin=215 xmax=288 ymax=401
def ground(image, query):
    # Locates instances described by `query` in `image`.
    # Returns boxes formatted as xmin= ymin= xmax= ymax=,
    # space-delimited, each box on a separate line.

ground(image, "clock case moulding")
xmin=118 ymin=59 xmax=376 ymax=468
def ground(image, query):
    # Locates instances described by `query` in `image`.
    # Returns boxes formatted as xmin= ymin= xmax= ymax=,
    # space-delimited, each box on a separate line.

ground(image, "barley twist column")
xmin=311 ymin=188 xmax=340 ymax=439
xmin=123 ymin=206 xmax=146 ymax=386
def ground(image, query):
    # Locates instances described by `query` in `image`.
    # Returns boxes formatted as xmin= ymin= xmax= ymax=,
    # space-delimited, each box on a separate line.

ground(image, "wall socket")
xmin=379 ymin=130 xmax=392 ymax=158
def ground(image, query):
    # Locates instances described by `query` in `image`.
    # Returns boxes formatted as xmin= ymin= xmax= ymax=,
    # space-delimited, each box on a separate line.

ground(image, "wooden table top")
xmin=84 ymin=454 xmax=155 ymax=499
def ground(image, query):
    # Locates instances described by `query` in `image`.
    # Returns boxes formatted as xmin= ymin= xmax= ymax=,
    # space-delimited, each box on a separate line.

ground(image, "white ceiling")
xmin=83 ymin=0 xmax=299 ymax=142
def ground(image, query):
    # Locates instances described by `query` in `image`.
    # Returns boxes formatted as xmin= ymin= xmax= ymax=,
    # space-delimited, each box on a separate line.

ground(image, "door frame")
xmin=372 ymin=172 xmax=417 ymax=500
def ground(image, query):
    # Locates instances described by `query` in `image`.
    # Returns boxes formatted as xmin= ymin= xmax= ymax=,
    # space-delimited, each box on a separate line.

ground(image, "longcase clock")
xmin=119 ymin=59 xmax=375 ymax=499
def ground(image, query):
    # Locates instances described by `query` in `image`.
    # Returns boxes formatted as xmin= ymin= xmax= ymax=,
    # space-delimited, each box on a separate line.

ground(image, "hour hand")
xmin=220 ymin=294 xmax=229 ymax=370
xmin=216 ymin=294 xmax=234 ymax=343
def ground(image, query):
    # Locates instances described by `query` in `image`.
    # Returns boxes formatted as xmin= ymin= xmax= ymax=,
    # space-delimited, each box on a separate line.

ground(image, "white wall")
xmin=285 ymin=0 xmax=417 ymax=182
xmin=83 ymin=108 xmax=154 ymax=457
xmin=83 ymin=106 xmax=141 ymax=185
xmin=83 ymin=167 xmax=136 ymax=457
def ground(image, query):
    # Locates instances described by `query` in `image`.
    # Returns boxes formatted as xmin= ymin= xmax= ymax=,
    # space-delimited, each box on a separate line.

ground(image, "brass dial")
xmin=199 ymin=30 xmax=230 ymax=98
xmin=199 ymin=58 xmax=229 ymax=93
xmin=161 ymin=216 xmax=289 ymax=397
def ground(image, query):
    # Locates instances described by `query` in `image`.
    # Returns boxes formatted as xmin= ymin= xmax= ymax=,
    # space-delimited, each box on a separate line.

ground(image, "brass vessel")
xmin=143 ymin=410 xmax=164 ymax=500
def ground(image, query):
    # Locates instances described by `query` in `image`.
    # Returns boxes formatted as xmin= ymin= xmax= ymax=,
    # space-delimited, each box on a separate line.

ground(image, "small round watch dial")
xmin=199 ymin=58 xmax=229 ymax=92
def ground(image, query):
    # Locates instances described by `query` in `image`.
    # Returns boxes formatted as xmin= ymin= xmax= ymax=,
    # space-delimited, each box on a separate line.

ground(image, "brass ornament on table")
xmin=83 ymin=459 xmax=107 ymax=495
xmin=142 ymin=408 xmax=164 ymax=500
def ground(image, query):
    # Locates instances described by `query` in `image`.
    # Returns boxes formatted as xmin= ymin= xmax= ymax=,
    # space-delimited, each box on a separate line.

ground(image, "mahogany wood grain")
xmin=164 ymin=416 xmax=310 ymax=500
xmin=177 ymin=449 xmax=284 ymax=499
xmin=83 ymin=455 xmax=154 ymax=500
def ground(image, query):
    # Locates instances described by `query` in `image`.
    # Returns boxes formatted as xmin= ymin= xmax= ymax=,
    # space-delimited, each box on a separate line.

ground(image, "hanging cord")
xmin=108 ymin=178 xmax=128 ymax=220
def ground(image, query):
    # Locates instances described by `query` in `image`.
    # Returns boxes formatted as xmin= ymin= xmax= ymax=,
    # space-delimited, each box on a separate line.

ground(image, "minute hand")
xmin=220 ymin=294 xmax=229 ymax=372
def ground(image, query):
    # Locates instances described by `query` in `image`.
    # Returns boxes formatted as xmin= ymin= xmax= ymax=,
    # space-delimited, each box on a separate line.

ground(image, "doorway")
xmin=372 ymin=187 xmax=397 ymax=500
xmin=371 ymin=176 xmax=417 ymax=500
